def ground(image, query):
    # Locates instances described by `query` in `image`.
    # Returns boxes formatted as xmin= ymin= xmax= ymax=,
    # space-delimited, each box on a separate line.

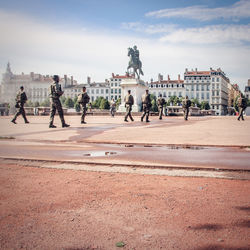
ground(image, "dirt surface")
xmin=0 ymin=115 xmax=249 ymax=249
xmin=0 ymin=162 xmax=249 ymax=250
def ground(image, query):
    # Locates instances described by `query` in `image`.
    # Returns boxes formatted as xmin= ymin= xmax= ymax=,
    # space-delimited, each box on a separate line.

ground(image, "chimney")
xmin=167 ymin=74 xmax=170 ymax=83
xmin=71 ymin=76 xmax=73 ymax=85
xmin=30 ymin=72 xmax=34 ymax=80
xmin=150 ymin=78 xmax=153 ymax=83
xmin=195 ymin=68 xmax=197 ymax=72
xmin=178 ymin=74 xmax=181 ymax=83
xmin=87 ymin=76 xmax=91 ymax=84
xmin=112 ymin=73 xmax=114 ymax=78
xmin=185 ymin=68 xmax=188 ymax=73
xmin=248 ymin=79 xmax=250 ymax=86
xmin=210 ymin=67 xmax=213 ymax=71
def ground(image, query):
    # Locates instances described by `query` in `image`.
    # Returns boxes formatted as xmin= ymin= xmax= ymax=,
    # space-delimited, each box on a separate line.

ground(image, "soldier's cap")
xmin=20 ymin=86 xmax=24 ymax=89
xmin=53 ymin=75 xmax=59 ymax=81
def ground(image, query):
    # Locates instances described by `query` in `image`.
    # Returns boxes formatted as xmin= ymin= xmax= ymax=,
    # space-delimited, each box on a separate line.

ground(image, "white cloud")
xmin=121 ymin=22 xmax=177 ymax=34
xmin=160 ymin=24 xmax=250 ymax=44
xmin=0 ymin=9 xmax=249 ymax=91
xmin=146 ymin=0 xmax=250 ymax=21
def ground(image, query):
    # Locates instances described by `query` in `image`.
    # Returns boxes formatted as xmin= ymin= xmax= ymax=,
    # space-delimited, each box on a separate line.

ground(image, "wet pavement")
xmin=0 ymin=115 xmax=249 ymax=172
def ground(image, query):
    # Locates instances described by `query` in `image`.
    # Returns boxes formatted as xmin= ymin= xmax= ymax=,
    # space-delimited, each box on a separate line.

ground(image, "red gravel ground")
xmin=0 ymin=162 xmax=249 ymax=250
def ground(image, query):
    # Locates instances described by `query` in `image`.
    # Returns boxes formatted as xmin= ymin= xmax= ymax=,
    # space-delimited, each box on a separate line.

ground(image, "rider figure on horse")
xmin=127 ymin=45 xmax=144 ymax=79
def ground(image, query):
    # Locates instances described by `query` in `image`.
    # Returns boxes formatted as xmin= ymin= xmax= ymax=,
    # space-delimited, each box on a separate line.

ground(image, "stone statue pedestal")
xmin=118 ymin=78 xmax=147 ymax=112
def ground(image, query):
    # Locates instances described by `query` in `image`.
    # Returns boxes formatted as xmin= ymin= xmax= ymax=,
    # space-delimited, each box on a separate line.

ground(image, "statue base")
xmin=118 ymin=78 xmax=147 ymax=112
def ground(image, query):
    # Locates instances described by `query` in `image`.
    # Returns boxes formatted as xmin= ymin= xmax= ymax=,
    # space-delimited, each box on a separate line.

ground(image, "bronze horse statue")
xmin=127 ymin=47 xmax=144 ymax=79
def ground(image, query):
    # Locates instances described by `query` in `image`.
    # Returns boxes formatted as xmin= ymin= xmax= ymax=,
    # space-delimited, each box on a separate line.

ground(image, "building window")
xmin=111 ymin=89 xmax=113 ymax=94
xmin=191 ymin=85 xmax=194 ymax=91
xmin=168 ymin=92 xmax=171 ymax=97
xmin=163 ymin=92 xmax=166 ymax=97
xmin=179 ymin=92 xmax=182 ymax=97
xmin=196 ymin=93 xmax=199 ymax=99
xmin=212 ymin=78 xmax=215 ymax=82
xmin=111 ymin=83 xmax=113 ymax=87
xmin=101 ymin=89 xmax=104 ymax=94
xmin=91 ymin=89 xmax=94 ymax=94
xmin=106 ymin=89 xmax=109 ymax=94
xmin=216 ymin=78 xmax=219 ymax=82
xmin=207 ymin=85 xmax=209 ymax=91
xmin=96 ymin=89 xmax=99 ymax=94
xmin=207 ymin=93 xmax=210 ymax=99
xmin=201 ymin=85 xmax=204 ymax=91
xmin=201 ymin=93 xmax=204 ymax=99
xmin=115 ymin=89 xmax=117 ymax=94
xmin=119 ymin=89 xmax=121 ymax=94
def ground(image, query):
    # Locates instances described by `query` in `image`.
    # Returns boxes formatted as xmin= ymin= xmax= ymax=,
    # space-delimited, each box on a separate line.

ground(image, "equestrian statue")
xmin=127 ymin=45 xmax=144 ymax=79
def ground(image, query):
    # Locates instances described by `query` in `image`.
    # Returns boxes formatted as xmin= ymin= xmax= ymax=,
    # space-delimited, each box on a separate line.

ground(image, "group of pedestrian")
xmin=123 ymin=89 xmax=192 ymax=122
xmin=11 ymin=75 xmax=247 ymax=126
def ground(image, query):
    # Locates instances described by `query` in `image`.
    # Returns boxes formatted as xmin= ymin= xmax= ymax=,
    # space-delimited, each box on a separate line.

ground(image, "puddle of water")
xmin=83 ymin=151 xmax=117 ymax=157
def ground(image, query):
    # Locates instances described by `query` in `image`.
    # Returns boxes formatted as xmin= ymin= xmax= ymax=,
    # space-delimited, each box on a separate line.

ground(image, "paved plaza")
xmin=0 ymin=115 xmax=249 ymax=249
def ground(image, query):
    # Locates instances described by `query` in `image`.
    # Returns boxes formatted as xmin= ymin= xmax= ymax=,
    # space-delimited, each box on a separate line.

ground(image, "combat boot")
xmin=25 ymin=120 xmax=29 ymax=123
xmin=49 ymin=124 xmax=57 ymax=128
xmin=62 ymin=123 xmax=70 ymax=127
xmin=81 ymin=121 xmax=87 ymax=124
xmin=11 ymin=119 xmax=16 ymax=124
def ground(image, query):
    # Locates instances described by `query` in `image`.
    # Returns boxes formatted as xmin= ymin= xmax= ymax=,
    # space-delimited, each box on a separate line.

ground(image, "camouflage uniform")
xmin=78 ymin=91 xmax=90 ymax=123
xmin=11 ymin=89 xmax=29 ymax=124
xmin=141 ymin=93 xmax=151 ymax=122
xmin=237 ymin=96 xmax=247 ymax=121
xmin=182 ymin=97 xmax=191 ymax=120
xmin=157 ymin=97 xmax=166 ymax=120
xmin=110 ymin=99 xmax=116 ymax=117
xmin=124 ymin=94 xmax=134 ymax=122
xmin=49 ymin=81 xmax=69 ymax=128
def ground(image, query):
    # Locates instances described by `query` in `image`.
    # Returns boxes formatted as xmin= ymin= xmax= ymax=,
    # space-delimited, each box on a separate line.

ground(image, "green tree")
xmin=26 ymin=100 xmax=34 ymax=107
xmin=233 ymin=95 xmax=239 ymax=112
xmin=100 ymin=98 xmax=110 ymax=110
xmin=34 ymin=101 xmax=40 ymax=107
xmin=191 ymin=98 xmax=201 ymax=108
xmin=40 ymin=98 xmax=50 ymax=107
xmin=60 ymin=96 xmax=66 ymax=106
xmin=200 ymin=101 xmax=210 ymax=110
xmin=167 ymin=96 xmax=180 ymax=106
xmin=92 ymin=97 xmax=104 ymax=108
xmin=150 ymin=94 xmax=158 ymax=112
xmin=64 ymin=97 xmax=74 ymax=108
xmin=74 ymin=102 xmax=81 ymax=112
xmin=116 ymin=98 xmax=121 ymax=109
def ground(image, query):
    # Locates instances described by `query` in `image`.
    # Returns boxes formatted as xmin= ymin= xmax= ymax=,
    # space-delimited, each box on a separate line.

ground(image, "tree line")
xmin=25 ymin=95 xmax=249 ymax=112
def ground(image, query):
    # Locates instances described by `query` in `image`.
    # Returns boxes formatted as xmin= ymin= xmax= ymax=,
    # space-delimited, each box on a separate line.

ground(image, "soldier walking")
xmin=49 ymin=75 xmax=70 ymax=128
xmin=78 ymin=86 xmax=90 ymax=124
xmin=124 ymin=90 xmax=134 ymax=122
xmin=110 ymin=98 xmax=116 ymax=117
xmin=157 ymin=94 xmax=166 ymax=120
xmin=141 ymin=89 xmax=151 ymax=122
xmin=237 ymin=93 xmax=247 ymax=121
xmin=11 ymin=86 xmax=29 ymax=124
xmin=182 ymin=95 xmax=191 ymax=121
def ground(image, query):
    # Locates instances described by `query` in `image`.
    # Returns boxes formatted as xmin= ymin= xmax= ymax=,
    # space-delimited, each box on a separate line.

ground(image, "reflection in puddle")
xmin=83 ymin=151 xmax=117 ymax=157
xmin=121 ymin=144 xmax=204 ymax=150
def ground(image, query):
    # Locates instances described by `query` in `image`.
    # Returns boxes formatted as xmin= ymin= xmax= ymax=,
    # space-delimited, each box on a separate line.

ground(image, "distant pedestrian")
xmin=157 ymin=94 xmax=166 ymax=120
xmin=141 ymin=89 xmax=151 ymax=122
xmin=78 ymin=86 xmax=90 ymax=124
xmin=237 ymin=93 xmax=247 ymax=121
xmin=182 ymin=96 xmax=191 ymax=121
xmin=11 ymin=86 xmax=29 ymax=124
xmin=124 ymin=90 xmax=134 ymax=122
xmin=110 ymin=98 xmax=116 ymax=117
xmin=49 ymin=75 xmax=70 ymax=128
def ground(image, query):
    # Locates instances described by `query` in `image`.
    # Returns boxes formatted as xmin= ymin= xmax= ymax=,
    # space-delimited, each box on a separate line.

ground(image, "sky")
xmin=0 ymin=0 xmax=250 ymax=91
